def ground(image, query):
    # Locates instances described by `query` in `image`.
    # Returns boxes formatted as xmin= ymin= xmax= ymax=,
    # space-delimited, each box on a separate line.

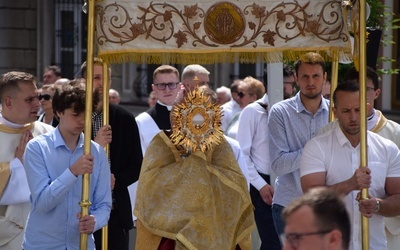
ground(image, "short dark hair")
xmin=230 ymin=79 xmax=242 ymax=93
xmin=44 ymin=65 xmax=62 ymax=77
xmin=0 ymin=71 xmax=36 ymax=101
xmin=283 ymin=187 xmax=350 ymax=250
xmin=332 ymin=80 xmax=359 ymax=108
xmin=343 ymin=66 xmax=379 ymax=90
xmin=52 ymin=80 xmax=86 ymax=120
xmin=283 ymin=64 xmax=295 ymax=78
xmin=294 ymin=52 xmax=326 ymax=76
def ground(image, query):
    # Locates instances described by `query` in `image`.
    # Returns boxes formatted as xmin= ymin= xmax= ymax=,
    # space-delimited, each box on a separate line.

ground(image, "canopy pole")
xmin=80 ymin=0 xmax=95 ymax=248
xmin=101 ymin=62 xmax=110 ymax=250
xmin=329 ymin=52 xmax=339 ymax=121
xmin=359 ymin=0 xmax=369 ymax=249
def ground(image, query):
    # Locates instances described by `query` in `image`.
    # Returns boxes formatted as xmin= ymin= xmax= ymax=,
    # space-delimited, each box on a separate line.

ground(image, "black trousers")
xmin=94 ymin=210 xmax=129 ymax=250
xmin=250 ymin=173 xmax=281 ymax=250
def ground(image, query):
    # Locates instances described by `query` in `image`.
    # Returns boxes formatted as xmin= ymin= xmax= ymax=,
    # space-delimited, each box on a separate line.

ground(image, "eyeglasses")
xmin=238 ymin=92 xmax=252 ymax=98
xmin=280 ymin=229 xmax=332 ymax=248
xmin=154 ymin=82 xmax=179 ymax=90
xmin=284 ymin=81 xmax=296 ymax=86
xmin=39 ymin=94 xmax=52 ymax=101
xmin=366 ymin=87 xmax=375 ymax=92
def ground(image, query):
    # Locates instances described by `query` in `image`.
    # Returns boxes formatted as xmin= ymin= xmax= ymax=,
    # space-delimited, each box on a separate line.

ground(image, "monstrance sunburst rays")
xmin=170 ymin=86 xmax=224 ymax=154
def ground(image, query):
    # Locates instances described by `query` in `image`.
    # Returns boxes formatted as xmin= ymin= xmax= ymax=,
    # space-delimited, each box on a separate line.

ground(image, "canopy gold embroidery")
xmin=95 ymin=0 xmax=351 ymax=64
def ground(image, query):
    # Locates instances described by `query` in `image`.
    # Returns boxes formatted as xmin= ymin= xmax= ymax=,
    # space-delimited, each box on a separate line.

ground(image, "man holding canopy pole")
xmin=80 ymin=58 xmax=143 ymax=250
xmin=318 ymin=66 xmax=400 ymax=249
xmin=300 ymin=80 xmax=400 ymax=250
xmin=22 ymin=81 xmax=112 ymax=250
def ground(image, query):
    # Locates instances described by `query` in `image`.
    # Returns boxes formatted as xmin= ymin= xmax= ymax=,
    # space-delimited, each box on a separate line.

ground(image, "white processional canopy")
xmin=95 ymin=0 xmax=353 ymax=64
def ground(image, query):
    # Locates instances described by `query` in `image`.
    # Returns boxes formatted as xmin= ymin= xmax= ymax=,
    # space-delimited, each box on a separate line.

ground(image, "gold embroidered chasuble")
xmin=135 ymin=132 xmax=254 ymax=250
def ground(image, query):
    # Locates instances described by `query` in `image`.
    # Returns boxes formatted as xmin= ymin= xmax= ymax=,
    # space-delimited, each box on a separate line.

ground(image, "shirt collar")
xmin=333 ymin=122 xmax=367 ymax=149
xmin=54 ymin=127 xmax=85 ymax=150
xmin=92 ymin=111 xmax=102 ymax=117
xmin=294 ymin=92 xmax=330 ymax=114
xmin=157 ymin=101 xmax=173 ymax=111
xmin=334 ymin=123 xmax=351 ymax=147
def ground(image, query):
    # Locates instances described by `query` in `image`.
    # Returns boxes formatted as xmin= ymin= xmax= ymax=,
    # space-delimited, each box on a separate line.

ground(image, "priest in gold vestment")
xmin=0 ymin=72 xmax=54 ymax=249
xmin=135 ymin=86 xmax=254 ymax=250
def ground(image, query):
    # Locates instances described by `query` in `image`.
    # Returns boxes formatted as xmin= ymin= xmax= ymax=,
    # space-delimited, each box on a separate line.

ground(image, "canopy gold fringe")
xmin=98 ymin=49 xmax=350 ymax=65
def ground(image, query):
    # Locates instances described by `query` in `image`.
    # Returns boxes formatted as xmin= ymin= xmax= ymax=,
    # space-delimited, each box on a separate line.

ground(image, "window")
xmin=55 ymin=0 xmax=87 ymax=79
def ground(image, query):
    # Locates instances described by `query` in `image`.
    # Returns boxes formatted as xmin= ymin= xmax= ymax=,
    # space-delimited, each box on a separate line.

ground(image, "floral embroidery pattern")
xmin=96 ymin=1 xmax=348 ymax=48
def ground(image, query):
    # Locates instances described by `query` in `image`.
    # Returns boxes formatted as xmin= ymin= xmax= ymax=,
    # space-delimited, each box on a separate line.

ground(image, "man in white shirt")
xmin=300 ymin=81 xmax=400 ymax=250
xmin=236 ymin=92 xmax=281 ymax=249
xmin=318 ymin=66 xmax=400 ymax=249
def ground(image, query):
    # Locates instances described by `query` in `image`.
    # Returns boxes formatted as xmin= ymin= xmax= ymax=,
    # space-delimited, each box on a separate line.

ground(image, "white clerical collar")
xmin=157 ymin=101 xmax=173 ymax=111
xmin=0 ymin=113 xmax=27 ymax=129
xmin=367 ymin=109 xmax=378 ymax=131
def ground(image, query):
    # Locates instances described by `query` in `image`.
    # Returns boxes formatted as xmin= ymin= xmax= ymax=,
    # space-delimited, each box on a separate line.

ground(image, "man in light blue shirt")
xmin=23 ymin=81 xmax=112 ymax=250
xmin=268 ymin=52 xmax=330 ymax=236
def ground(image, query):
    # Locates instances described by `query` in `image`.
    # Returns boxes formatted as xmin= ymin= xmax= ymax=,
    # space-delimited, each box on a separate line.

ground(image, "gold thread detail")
xmin=170 ymin=86 xmax=223 ymax=153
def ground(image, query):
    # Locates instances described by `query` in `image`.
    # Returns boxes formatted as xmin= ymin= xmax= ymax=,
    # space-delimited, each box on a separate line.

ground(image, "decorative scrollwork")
xmin=96 ymin=0 xmax=348 ymax=48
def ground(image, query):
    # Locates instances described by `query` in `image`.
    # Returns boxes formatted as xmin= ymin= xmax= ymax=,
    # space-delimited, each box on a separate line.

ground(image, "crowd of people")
xmin=1 ymin=52 xmax=400 ymax=250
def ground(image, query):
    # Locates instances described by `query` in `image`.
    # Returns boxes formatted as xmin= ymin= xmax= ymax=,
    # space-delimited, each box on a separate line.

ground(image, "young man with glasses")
xmin=282 ymin=187 xmax=350 ymax=250
xmin=301 ymin=81 xmax=400 ymax=250
xmin=132 ymin=65 xmax=183 ymax=248
xmin=136 ymin=65 xmax=182 ymax=155
xmin=283 ymin=64 xmax=296 ymax=100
